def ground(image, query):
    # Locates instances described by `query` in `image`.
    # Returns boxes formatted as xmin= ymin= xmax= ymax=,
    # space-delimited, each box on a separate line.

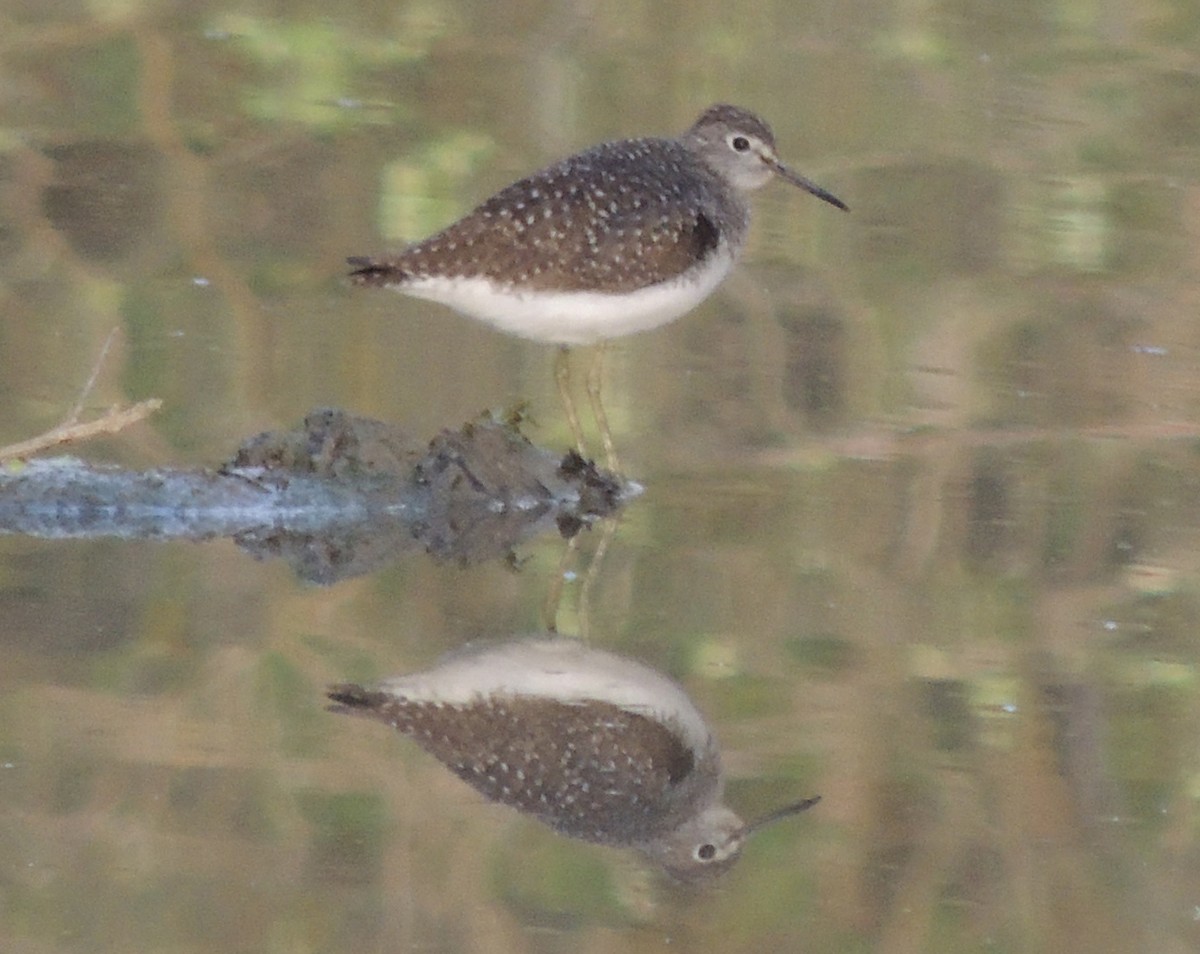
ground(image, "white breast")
xmin=394 ymin=251 xmax=736 ymax=345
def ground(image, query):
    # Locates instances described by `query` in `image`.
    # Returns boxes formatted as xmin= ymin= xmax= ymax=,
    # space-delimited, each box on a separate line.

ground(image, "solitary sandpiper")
xmin=349 ymin=104 xmax=848 ymax=467
xmin=328 ymin=637 xmax=821 ymax=880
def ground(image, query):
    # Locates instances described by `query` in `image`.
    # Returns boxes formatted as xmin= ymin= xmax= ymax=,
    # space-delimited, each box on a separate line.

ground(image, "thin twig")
xmin=0 ymin=327 xmax=162 ymax=463
xmin=65 ymin=325 xmax=120 ymax=426
xmin=0 ymin=399 xmax=162 ymax=463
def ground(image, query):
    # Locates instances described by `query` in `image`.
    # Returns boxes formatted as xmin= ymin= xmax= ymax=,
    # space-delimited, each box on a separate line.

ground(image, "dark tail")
xmin=347 ymin=256 xmax=406 ymax=286
xmin=327 ymin=683 xmax=392 ymax=713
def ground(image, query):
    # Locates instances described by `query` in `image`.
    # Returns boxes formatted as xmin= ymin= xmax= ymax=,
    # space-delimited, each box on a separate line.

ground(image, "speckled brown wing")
xmin=328 ymin=686 xmax=698 ymax=845
xmin=348 ymin=136 xmax=745 ymax=295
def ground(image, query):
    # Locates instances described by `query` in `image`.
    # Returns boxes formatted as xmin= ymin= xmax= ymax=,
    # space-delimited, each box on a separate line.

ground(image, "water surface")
xmin=2 ymin=1 xmax=1199 ymax=952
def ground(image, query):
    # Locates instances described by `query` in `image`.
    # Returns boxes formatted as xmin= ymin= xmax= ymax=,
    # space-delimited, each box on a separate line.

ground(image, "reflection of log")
xmin=0 ymin=409 xmax=635 ymax=583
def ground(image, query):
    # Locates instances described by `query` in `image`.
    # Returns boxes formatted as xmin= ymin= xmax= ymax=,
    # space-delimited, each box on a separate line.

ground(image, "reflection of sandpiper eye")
xmin=327 ymin=637 xmax=820 ymax=880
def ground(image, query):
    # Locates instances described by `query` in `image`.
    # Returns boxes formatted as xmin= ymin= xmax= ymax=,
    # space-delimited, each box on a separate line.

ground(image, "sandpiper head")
xmin=646 ymin=795 xmax=823 ymax=881
xmin=684 ymin=104 xmax=848 ymax=211
xmin=647 ymin=804 xmax=747 ymax=880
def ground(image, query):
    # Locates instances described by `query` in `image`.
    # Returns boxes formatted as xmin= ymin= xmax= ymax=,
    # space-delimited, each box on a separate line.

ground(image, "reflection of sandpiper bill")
xmin=348 ymin=104 xmax=847 ymax=467
xmin=328 ymin=637 xmax=820 ymax=880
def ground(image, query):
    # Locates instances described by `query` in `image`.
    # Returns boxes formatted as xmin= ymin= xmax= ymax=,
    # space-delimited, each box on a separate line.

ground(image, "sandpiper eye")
xmin=731 ymin=135 xmax=751 ymax=152
xmin=695 ymin=843 xmax=717 ymax=861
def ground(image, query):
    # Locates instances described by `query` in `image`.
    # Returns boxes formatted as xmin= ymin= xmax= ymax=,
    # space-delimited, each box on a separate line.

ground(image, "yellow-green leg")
xmin=585 ymin=341 xmax=620 ymax=473
xmin=554 ymin=345 xmax=588 ymax=460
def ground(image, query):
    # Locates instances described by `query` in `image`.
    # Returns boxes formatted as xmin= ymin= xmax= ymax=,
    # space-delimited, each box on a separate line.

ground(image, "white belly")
xmin=377 ymin=637 xmax=713 ymax=756
xmin=394 ymin=252 xmax=736 ymax=345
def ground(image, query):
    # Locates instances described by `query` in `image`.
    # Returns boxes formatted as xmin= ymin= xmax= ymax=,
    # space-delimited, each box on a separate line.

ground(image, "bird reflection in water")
xmin=328 ymin=637 xmax=819 ymax=880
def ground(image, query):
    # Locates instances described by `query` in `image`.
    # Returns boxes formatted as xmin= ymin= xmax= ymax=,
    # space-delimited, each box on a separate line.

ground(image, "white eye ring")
xmin=729 ymin=135 xmax=751 ymax=152
xmin=695 ymin=842 xmax=718 ymax=861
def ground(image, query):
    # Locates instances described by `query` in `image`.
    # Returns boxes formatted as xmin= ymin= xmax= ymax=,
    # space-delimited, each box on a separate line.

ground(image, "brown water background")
xmin=3 ymin=1 xmax=1200 ymax=951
